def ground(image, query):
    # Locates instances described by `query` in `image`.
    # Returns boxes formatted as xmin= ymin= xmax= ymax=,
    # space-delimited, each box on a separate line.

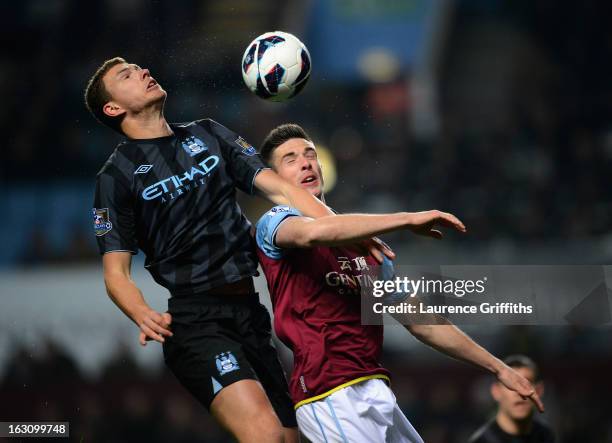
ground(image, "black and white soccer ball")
xmin=241 ymin=31 xmax=311 ymax=102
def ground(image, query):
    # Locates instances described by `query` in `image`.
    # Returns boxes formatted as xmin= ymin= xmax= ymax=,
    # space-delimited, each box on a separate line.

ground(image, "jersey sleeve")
xmin=208 ymin=119 xmax=268 ymax=195
xmin=255 ymin=206 xmax=302 ymax=260
xmin=93 ymin=171 xmax=138 ymax=255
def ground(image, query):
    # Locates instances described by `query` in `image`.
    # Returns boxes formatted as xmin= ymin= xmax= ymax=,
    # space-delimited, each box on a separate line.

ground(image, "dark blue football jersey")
xmin=93 ymin=119 xmax=267 ymax=297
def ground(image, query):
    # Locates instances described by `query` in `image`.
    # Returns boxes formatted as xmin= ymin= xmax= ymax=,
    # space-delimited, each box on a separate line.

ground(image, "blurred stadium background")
xmin=1 ymin=0 xmax=611 ymax=441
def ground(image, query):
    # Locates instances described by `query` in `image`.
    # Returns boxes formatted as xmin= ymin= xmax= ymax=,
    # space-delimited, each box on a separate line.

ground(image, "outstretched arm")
xmin=253 ymin=169 xmax=396 ymax=262
xmin=103 ymin=252 xmax=172 ymax=346
xmin=404 ymin=319 xmax=545 ymax=412
xmin=274 ymin=210 xmax=466 ymax=248
xmin=376 ymin=254 xmax=543 ymax=414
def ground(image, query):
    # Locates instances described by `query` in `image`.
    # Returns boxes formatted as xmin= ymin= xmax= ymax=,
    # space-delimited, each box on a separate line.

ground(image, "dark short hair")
xmin=503 ymin=354 xmax=540 ymax=381
xmin=84 ymin=57 xmax=127 ymax=135
xmin=260 ymin=123 xmax=312 ymax=164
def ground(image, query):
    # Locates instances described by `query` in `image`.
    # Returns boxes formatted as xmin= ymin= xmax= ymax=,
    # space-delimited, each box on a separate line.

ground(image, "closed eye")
xmin=282 ymin=153 xmax=297 ymax=164
xmin=124 ymin=65 xmax=141 ymax=79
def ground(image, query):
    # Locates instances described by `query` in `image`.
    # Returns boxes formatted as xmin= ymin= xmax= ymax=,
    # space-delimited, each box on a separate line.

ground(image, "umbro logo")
xmin=135 ymin=164 xmax=153 ymax=174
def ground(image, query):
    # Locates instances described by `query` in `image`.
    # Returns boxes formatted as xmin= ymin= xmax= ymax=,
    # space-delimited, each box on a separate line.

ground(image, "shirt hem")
xmin=293 ymin=374 xmax=391 ymax=410
xmin=169 ymin=271 xmax=258 ymax=298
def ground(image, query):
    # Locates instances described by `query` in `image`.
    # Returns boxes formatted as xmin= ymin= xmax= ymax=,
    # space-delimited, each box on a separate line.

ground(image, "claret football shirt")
xmin=255 ymin=206 xmax=390 ymax=408
xmin=93 ymin=119 xmax=267 ymax=297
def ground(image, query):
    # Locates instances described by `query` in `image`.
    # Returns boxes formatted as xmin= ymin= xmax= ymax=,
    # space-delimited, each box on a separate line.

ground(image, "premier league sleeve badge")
xmin=93 ymin=208 xmax=113 ymax=236
xmin=235 ymin=136 xmax=257 ymax=156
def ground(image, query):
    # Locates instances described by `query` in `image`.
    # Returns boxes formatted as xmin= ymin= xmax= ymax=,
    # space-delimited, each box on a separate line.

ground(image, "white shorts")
xmin=295 ymin=379 xmax=424 ymax=443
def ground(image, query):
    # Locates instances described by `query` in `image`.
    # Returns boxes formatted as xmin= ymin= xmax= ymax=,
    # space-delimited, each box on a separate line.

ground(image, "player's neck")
xmin=496 ymin=412 xmax=533 ymax=436
xmin=122 ymin=105 xmax=173 ymax=140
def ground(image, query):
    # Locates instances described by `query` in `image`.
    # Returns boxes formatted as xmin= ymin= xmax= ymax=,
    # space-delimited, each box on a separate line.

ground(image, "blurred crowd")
xmin=2 ymin=326 xmax=612 ymax=442
xmin=1 ymin=1 xmax=611 ymax=266
xmin=0 ymin=339 xmax=233 ymax=442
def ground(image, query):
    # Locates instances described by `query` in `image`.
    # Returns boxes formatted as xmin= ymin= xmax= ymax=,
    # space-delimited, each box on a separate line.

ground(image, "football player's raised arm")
xmin=102 ymin=251 xmax=172 ymax=345
xmin=253 ymin=169 xmax=333 ymax=218
xmin=275 ymin=211 xmax=465 ymax=248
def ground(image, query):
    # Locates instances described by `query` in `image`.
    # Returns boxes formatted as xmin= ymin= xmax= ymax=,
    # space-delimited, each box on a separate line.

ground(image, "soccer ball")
xmin=241 ymin=31 xmax=311 ymax=102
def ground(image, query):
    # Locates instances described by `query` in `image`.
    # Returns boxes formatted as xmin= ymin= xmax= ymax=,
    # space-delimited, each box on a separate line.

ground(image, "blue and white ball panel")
xmin=242 ymin=42 xmax=257 ymax=74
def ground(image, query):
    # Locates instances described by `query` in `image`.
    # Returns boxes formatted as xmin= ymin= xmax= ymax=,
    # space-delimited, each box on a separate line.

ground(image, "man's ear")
xmin=103 ymin=102 xmax=126 ymax=118
xmin=491 ymin=382 xmax=501 ymax=402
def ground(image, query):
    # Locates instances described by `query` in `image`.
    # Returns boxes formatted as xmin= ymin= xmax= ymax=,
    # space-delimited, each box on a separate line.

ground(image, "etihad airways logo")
xmin=141 ymin=154 xmax=219 ymax=202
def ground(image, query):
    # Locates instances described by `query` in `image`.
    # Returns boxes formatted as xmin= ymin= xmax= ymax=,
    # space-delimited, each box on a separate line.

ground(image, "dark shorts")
xmin=162 ymin=292 xmax=296 ymax=427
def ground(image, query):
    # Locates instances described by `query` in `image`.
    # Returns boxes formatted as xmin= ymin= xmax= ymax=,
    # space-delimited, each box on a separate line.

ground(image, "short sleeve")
xmin=255 ymin=206 xmax=302 ymax=259
xmin=208 ymin=119 xmax=268 ymax=195
xmin=93 ymin=172 xmax=138 ymax=255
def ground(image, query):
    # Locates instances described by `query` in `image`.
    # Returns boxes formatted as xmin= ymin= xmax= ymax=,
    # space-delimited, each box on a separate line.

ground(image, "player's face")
xmin=272 ymin=138 xmax=324 ymax=198
xmin=492 ymin=367 xmax=543 ymax=421
xmin=101 ymin=62 xmax=166 ymax=118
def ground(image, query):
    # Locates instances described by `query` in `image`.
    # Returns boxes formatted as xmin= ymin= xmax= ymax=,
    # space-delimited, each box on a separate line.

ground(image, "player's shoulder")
xmin=96 ymin=144 xmax=122 ymax=176
xmin=467 ymin=420 xmax=495 ymax=443
xmin=256 ymin=206 xmax=302 ymax=259
xmin=255 ymin=206 xmax=302 ymax=244
xmin=172 ymin=118 xmax=211 ymax=129
xmin=96 ymin=142 xmax=134 ymax=183
xmin=532 ymin=419 xmax=556 ymax=442
xmin=179 ymin=118 xmax=235 ymax=139
xmin=184 ymin=117 xmax=221 ymax=131
xmin=257 ymin=206 xmax=301 ymax=226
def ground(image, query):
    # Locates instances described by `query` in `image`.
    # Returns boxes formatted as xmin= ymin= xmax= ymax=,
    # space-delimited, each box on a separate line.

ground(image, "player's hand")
xmin=407 ymin=210 xmax=466 ymax=239
xmin=351 ymin=237 xmax=395 ymax=264
xmin=497 ymin=365 xmax=545 ymax=413
xmin=135 ymin=309 xmax=173 ymax=346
